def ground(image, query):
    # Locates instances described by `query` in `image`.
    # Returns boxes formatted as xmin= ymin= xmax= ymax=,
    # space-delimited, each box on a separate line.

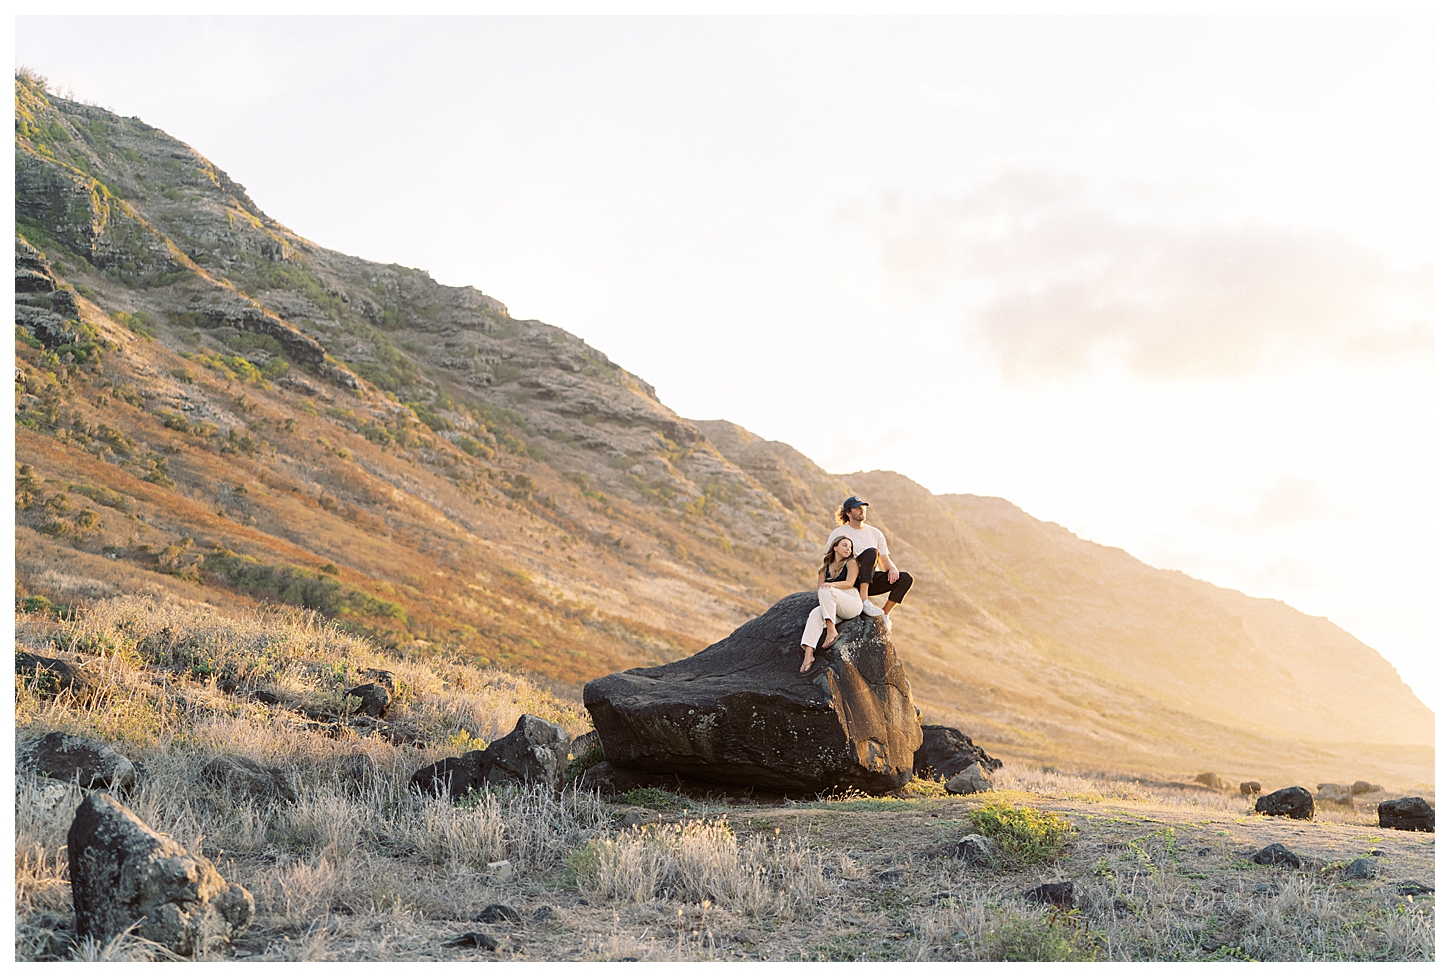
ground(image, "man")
xmin=825 ymin=496 xmax=913 ymax=621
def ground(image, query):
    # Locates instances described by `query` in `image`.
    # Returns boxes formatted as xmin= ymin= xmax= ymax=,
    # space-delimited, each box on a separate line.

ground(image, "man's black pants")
xmin=852 ymin=547 xmax=913 ymax=604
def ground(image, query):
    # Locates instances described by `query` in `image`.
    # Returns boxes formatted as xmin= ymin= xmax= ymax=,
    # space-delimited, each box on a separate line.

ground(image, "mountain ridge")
xmin=12 ymin=72 xmax=1431 ymax=786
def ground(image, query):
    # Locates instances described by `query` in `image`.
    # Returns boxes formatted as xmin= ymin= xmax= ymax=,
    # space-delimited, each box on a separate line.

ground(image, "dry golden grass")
xmin=14 ymin=598 xmax=1437 ymax=962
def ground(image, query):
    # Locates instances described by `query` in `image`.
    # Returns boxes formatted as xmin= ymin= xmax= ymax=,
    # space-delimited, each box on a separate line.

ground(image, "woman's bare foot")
xmin=822 ymin=621 xmax=840 ymax=649
xmin=799 ymin=647 xmax=815 ymax=673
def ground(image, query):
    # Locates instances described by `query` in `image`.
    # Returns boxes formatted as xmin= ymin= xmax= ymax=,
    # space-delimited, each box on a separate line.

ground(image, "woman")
xmin=799 ymin=536 xmax=863 ymax=673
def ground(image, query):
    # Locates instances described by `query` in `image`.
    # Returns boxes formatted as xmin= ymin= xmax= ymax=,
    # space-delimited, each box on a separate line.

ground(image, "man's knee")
xmin=892 ymin=570 xmax=913 ymax=601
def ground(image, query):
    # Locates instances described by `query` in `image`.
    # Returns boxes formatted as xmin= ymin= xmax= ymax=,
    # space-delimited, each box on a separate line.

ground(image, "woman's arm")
xmin=817 ymin=567 xmax=827 ymax=588
xmin=824 ymin=561 xmax=859 ymax=590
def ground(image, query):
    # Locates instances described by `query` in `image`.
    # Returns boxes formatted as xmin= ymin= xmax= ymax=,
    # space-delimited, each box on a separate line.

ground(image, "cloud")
xmin=865 ymin=171 xmax=1432 ymax=379
xmin=1192 ymin=473 xmax=1355 ymax=532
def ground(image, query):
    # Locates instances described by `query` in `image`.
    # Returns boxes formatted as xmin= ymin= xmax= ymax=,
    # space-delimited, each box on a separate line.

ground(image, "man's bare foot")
xmin=882 ymin=600 xmax=898 ymax=615
xmin=799 ymin=648 xmax=815 ymax=673
xmin=822 ymin=622 xmax=840 ymax=649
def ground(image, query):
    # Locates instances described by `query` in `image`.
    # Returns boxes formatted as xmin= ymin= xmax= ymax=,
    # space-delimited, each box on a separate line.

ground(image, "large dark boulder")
xmin=68 ymin=792 xmax=253 ymax=954
xmin=411 ymin=714 xmax=571 ymax=799
xmin=18 ymin=731 xmax=137 ymax=791
xmin=914 ymin=724 xmax=1002 ymax=781
xmin=583 ymin=591 xmax=922 ymax=794
xmin=1378 ymin=796 xmax=1434 ymax=832
xmin=1255 ymin=786 xmax=1315 ymax=820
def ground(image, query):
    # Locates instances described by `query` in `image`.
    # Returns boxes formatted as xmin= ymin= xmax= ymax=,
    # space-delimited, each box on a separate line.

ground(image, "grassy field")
xmin=14 ymin=598 xmax=1436 ymax=962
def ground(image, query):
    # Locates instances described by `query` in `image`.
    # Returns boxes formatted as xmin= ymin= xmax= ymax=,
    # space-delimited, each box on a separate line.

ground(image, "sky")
xmin=16 ymin=15 xmax=1439 ymax=708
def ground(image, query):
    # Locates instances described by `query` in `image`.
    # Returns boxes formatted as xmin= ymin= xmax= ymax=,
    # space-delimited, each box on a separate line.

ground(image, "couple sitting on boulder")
xmin=799 ymin=495 xmax=913 ymax=673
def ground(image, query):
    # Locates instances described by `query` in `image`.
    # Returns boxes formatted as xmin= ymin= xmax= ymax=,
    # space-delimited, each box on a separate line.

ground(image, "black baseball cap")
xmin=841 ymin=496 xmax=869 ymax=511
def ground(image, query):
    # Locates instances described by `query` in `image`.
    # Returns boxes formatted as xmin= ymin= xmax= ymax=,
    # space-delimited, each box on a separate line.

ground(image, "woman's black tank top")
xmin=824 ymin=561 xmax=850 ymax=583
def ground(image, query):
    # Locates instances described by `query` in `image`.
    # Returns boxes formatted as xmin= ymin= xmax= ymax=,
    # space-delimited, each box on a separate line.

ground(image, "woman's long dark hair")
xmin=821 ymin=536 xmax=854 ymax=574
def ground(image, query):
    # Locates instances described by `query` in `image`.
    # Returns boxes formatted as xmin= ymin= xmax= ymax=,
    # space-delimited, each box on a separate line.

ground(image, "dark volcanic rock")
xmin=475 ymin=904 xmax=523 ymax=924
xmin=1023 ymin=882 xmax=1075 ymax=907
xmin=914 ymin=724 xmax=1002 ymax=781
xmin=18 ymin=731 xmax=137 ymax=791
xmin=1255 ymin=786 xmax=1314 ymax=820
xmin=576 ymin=761 xmax=677 ymax=796
xmin=68 ymin=792 xmax=253 ymax=954
xmin=1251 ymin=843 xmax=1303 ymax=868
xmin=15 ymin=652 xmax=95 ymax=697
xmin=411 ymin=714 xmax=571 ymax=798
xmin=479 ymin=714 xmax=571 ymax=790
xmin=1378 ymin=796 xmax=1434 ymax=832
xmin=345 ymin=682 xmax=391 ymax=719
xmin=412 ymin=751 xmax=491 ymax=801
xmin=199 ymin=755 xmax=297 ymax=804
xmin=443 ymin=931 xmax=500 ymax=951
xmin=583 ymin=591 xmax=922 ymax=794
xmin=1344 ymin=857 xmax=1378 ymax=879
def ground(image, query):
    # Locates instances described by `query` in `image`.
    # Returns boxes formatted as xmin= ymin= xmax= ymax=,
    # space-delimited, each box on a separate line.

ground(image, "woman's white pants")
xmin=800 ymin=586 xmax=864 ymax=649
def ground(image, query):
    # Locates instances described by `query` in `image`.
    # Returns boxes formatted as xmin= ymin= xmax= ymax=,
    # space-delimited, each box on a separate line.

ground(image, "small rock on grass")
xmin=1378 ymin=797 xmax=1434 ymax=833
xmin=475 ymin=904 xmax=522 ymax=924
xmin=954 ymin=834 xmax=993 ymax=866
xmin=1023 ymin=881 xmax=1075 ymax=907
xmin=945 ymin=762 xmax=992 ymax=795
xmin=444 ymin=931 xmax=500 ymax=951
xmin=1344 ymin=858 xmax=1378 ymax=879
xmin=1255 ymin=786 xmax=1314 ymax=820
xmin=1397 ymin=881 xmax=1434 ymax=897
xmin=532 ymin=905 xmax=556 ymax=922
xmin=1251 ymin=843 xmax=1303 ymax=868
xmin=200 ymin=755 xmax=297 ymax=804
xmin=486 ymin=859 xmax=513 ymax=881
xmin=19 ymin=731 xmax=137 ymax=791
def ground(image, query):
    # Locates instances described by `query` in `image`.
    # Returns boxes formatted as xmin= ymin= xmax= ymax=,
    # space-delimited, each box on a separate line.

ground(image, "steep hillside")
xmin=12 ymin=72 xmax=1431 ymax=784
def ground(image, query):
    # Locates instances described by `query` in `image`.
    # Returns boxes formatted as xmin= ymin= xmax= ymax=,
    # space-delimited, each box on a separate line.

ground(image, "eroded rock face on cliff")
xmin=583 ymin=591 xmax=922 ymax=794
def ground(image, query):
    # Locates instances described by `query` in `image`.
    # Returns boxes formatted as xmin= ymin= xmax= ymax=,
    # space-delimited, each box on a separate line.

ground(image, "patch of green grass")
xmin=965 ymin=802 xmax=1073 ymax=866
xmin=564 ymin=745 xmax=604 ymax=784
xmin=610 ymin=787 xmax=690 ymax=810
xmin=988 ymin=912 xmax=1097 ymax=962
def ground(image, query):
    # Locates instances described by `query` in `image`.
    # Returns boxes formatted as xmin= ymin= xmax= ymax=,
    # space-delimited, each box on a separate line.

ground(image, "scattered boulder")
xmin=1194 ymin=772 xmax=1230 ymax=791
xmin=486 ymin=860 xmax=513 ymax=882
xmin=475 ymin=904 xmax=522 ymax=924
xmin=954 ymin=834 xmax=994 ymax=866
xmin=1251 ymin=843 xmax=1303 ymax=868
xmin=1255 ymin=786 xmax=1314 ymax=820
xmin=18 ymin=731 xmax=137 ymax=791
xmin=15 ymin=652 xmax=96 ymax=697
xmin=532 ymin=905 xmax=556 ymax=922
xmin=583 ymin=592 xmax=922 ymax=794
xmin=914 ymin=724 xmax=1002 ymax=781
xmin=411 ymin=714 xmax=572 ymax=799
xmin=1240 ymin=781 xmax=1261 ymax=795
xmin=945 ymin=763 xmax=992 ymax=795
xmin=1344 ymin=858 xmax=1378 ymax=880
xmin=411 ymin=751 xmax=491 ymax=801
xmin=1378 ymin=797 xmax=1434 ymax=833
xmin=364 ymin=669 xmax=397 ymax=693
xmin=576 ymin=761 xmax=677 ymax=796
xmin=1397 ymin=881 xmax=1434 ymax=897
xmin=1316 ymin=784 xmax=1353 ymax=806
xmin=480 ymin=714 xmax=571 ymax=790
xmin=68 ymin=792 xmax=254 ymax=955
xmin=344 ymin=683 xmax=391 ymax=719
xmin=250 ymin=689 xmax=281 ymax=706
xmin=1350 ymin=781 xmax=1383 ymax=796
xmin=199 ymin=755 xmax=297 ymax=804
xmin=1023 ymin=882 xmax=1075 ymax=908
